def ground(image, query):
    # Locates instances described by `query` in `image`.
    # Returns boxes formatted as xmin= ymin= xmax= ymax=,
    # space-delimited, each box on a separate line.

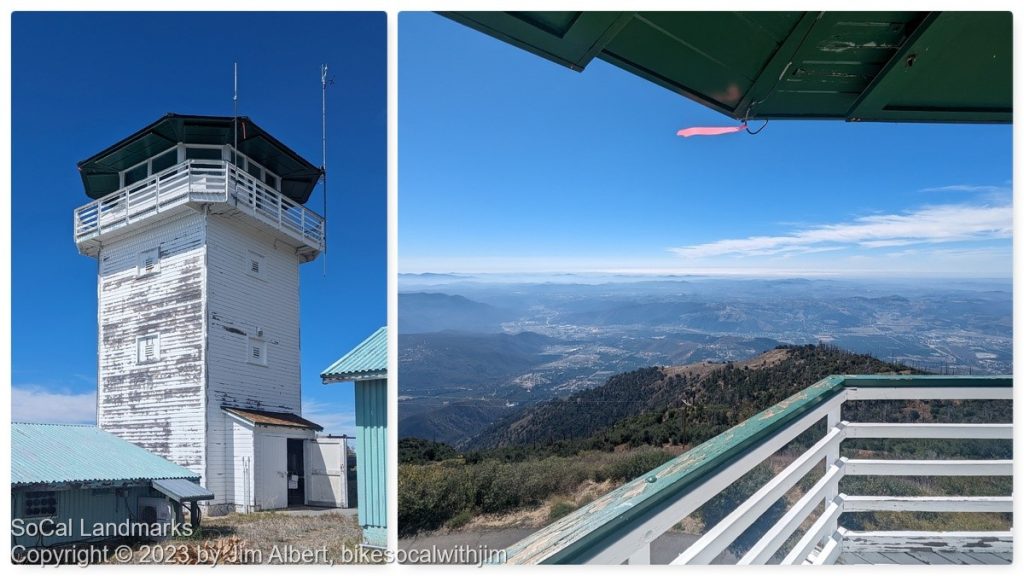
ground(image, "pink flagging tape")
xmin=676 ymin=123 xmax=747 ymax=138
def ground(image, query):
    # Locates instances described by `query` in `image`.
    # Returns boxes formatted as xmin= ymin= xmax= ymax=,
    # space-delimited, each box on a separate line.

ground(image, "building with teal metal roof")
xmin=13 ymin=423 xmax=201 ymax=487
xmin=322 ymin=326 xmax=387 ymax=381
xmin=322 ymin=326 xmax=388 ymax=548
xmin=11 ymin=423 xmax=213 ymax=549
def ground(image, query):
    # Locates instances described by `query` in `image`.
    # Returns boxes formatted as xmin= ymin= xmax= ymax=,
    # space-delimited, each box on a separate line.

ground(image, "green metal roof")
xmin=77 ymin=113 xmax=322 ymax=202
xmin=442 ymin=11 xmax=1011 ymax=124
xmin=322 ymin=326 xmax=388 ymax=382
xmin=12 ymin=423 xmax=200 ymax=487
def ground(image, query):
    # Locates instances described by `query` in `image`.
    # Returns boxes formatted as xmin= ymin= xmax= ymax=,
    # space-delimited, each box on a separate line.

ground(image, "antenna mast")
xmin=233 ymin=62 xmax=239 ymax=155
xmin=321 ymin=63 xmax=329 ymax=275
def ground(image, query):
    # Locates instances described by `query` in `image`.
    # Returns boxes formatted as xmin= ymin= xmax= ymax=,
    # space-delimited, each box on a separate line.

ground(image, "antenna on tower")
xmin=233 ymin=62 xmax=239 ymax=155
xmin=320 ymin=63 xmax=330 ymax=275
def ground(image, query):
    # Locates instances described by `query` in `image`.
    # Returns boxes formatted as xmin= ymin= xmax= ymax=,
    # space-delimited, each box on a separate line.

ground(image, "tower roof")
xmin=442 ymin=11 xmax=1011 ymax=124
xmin=77 ymin=113 xmax=322 ymax=203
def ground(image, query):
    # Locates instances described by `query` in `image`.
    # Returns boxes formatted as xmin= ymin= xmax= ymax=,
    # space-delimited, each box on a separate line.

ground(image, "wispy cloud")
xmin=670 ymin=202 xmax=1012 ymax=259
xmin=12 ymin=386 xmax=96 ymax=424
xmin=302 ymin=399 xmax=357 ymax=437
xmin=920 ymin=184 xmax=1010 ymax=194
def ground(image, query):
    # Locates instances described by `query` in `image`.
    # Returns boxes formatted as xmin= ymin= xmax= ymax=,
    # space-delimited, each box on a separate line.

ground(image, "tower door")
xmin=254 ymin=434 xmax=287 ymax=509
xmin=286 ymin=438 xmax=305 ymax=506
xmin=305 ymin=438 xmax=347 ymax=508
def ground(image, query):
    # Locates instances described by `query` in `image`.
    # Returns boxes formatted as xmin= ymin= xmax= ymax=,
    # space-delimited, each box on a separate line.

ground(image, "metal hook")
xmin=746 ymin=119 xmax=769 ymax=135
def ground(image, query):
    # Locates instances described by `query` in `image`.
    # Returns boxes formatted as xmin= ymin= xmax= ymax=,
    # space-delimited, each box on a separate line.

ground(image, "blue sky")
xmin=399 ymin=13 xmax=1012 ymax=278
xmin=11 ymin=12 xmax=386 ymax=435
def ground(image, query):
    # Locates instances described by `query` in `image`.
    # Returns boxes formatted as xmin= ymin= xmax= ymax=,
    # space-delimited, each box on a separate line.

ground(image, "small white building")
xmin=74 ymin=114 xmax=345 ymax=514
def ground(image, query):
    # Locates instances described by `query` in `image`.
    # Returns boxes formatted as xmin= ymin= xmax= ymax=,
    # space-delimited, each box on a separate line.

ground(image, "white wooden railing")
xmin=502 ymin=375 xmax=1012 ymax=565
xmin=74 ymin=159 xmax=324 ymax=253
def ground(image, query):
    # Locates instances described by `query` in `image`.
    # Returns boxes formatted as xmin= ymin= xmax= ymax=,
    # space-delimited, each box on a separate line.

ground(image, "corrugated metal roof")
xmin=153 ymin=478 xmax=215 ymax=502
xmin=223 ymin=407 xmax=323 ymax=431
xmin=321 ymin=326 xmax=387 ymax=382
xmin=12 ymin=423 xmax=199 ymax=486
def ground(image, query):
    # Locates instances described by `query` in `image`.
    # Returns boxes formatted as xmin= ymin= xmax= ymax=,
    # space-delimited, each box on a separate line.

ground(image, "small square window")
xmin=245 ymin=250 xmax=265 ymax=279
xmin=137 ymin=248 xmax=160 ymax=277
xmin=247 ymin=336 xmax=267 ymax=366
xmin=137 ymin=334 xmax=160 ymax=364
xmin=24 ymin=491 xmax=57 ymax=517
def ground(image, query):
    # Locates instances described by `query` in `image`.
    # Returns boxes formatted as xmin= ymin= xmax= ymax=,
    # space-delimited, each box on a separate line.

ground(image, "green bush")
xmin=548 ymin=500 xmax=576 ymax=522
xmin=398 ymin=463 xmax=473 ymax=536
xmin=399 ymin=448 xmax=677 ymax=536
xmin=446 ymin=508 xmax=474 ymax=530
xmin=604 ymin=447 xmax=674 ymax=481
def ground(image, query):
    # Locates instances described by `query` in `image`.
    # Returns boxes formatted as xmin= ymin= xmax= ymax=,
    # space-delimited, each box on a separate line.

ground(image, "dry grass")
xmin=113 ymin=512 xmax=367 ymax=564
xmin=662 ymin=348 xmax=792 ymax=380
xmin=458 ymin=479 xmax=618 ymax=531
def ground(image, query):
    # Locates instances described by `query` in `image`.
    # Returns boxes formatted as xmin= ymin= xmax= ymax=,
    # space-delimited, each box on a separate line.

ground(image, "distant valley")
xmin=398 ymin=275 xmax=1012 ymax=447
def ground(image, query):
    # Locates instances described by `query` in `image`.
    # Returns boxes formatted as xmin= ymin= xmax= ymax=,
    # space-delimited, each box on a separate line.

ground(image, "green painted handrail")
xmin=502 ymin=374 xmax=1012 ymax=564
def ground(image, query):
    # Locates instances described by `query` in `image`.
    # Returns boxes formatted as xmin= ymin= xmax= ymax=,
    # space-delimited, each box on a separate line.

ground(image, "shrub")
xmin=446 ymin=508 xmax=474 ymax=530
xmin=548 ymin=500 xmax=576 ymax=522
xmin=604 ymin=447 xmax=674 ymax=481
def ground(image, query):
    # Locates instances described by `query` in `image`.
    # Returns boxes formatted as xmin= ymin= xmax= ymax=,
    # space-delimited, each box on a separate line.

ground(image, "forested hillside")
xmin=470 ymin=344 xmax=911 ymax=450
xmin=399 ymin=345 xmax=1011 ymax=539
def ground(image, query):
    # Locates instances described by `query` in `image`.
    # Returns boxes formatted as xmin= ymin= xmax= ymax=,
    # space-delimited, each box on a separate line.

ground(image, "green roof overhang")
xmin=442 ymin=11 xmax=1011 ymax=124
xmin=77 ymin=113 xmax=322 ymax=202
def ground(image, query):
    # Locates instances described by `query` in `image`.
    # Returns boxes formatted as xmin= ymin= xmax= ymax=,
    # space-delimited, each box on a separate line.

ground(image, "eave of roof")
xmin=321 ymin=326 xmax=388 ymax=382
xmin=76 ymin=113 xmax=322 ymax=202
xmin=222 ymin=407 xmax=324 ymax=431
xmin=442 ymin=11 xmax=1011 ymax=124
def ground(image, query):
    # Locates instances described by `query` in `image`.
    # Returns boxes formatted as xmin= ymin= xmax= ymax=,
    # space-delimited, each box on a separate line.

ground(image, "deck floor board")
xmin=838 ymin=551 xmax=1012 ymax=565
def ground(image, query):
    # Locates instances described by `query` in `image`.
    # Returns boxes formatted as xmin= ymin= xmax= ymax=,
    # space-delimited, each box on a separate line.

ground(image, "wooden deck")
xmin=837 ymin=551 xmax=1011 ymax=565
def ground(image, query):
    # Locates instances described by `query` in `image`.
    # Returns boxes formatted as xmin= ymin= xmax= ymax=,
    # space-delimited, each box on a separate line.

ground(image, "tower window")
xmin=185 ymin=146 xmax=223 ymax=161
xmin=247 ymin=336 xmax=267 ymax=366
xmin=124 ymin=163 xmax=148 ymax=187
xmin=137 ymin=248 xmax=160 ymax=277
xmin=24 ymin=491 xmax=57 ymax=517
xmin=137 ymin=334 xmax=160 ymax=364
xmin=246 ymin=250 xmax=265 ymax=279
xmin=264 ymin=172 xmax=279 ymax=191
xmin=151 ymin=148 xmax=178 ymax=175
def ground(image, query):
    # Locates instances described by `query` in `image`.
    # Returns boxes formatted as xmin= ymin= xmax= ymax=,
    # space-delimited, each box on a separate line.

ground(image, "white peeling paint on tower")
xmin=96 ymin=211 xmax=207 ymax=472
xmin=75 ymin=114 xmax=334 ymax=514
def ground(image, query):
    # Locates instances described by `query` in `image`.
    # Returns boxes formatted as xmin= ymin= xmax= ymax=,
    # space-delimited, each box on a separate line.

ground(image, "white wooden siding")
xmin=96 ymin=212 xmax=206 ymax=477
xmin=92 ymin=202 xmax=310 ymax=512
xmin=204 ymin=213 xmax=303 ymax=507
xmin=226 ymin=418 xmax=256 ymax=512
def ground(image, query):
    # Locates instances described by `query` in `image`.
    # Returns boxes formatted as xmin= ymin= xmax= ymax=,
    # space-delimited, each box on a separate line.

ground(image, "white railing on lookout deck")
xmin=73 ymin=159 xmax=324 ymax=251
xmin=500 ymin=375 xmax=1012 ymax=565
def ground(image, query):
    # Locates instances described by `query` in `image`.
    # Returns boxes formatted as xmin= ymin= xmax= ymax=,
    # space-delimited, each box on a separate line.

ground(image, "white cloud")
xmin=920 ymin=184 xmax=1009 ymax=194
xmin=12 ymin=386 xmax=96 ymax=424
xmin=670 ymin=202 xmax=1012 ymax=259
xmin=302 ymin=399 xmax=357 ymax=437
